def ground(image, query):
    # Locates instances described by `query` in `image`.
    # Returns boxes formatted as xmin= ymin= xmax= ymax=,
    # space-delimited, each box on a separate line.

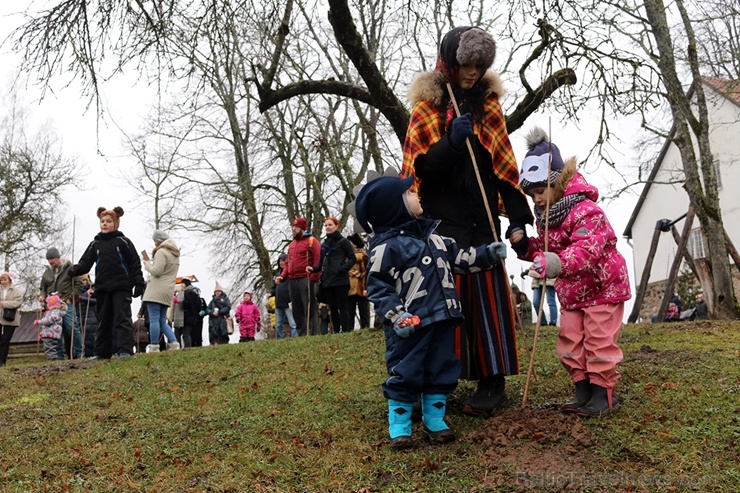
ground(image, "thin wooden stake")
xmin=521 ymin=118 xmax=554 ymax=408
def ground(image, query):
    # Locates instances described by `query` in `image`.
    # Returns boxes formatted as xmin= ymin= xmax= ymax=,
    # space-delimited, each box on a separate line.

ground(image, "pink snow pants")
xmin=556 ymin=303 xmax=624 ymax=389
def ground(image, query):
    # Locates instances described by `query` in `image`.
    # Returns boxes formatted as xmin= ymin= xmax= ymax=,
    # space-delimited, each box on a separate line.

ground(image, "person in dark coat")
xmin=400 ymin=27 xmax=534 ymax=416
xmin=191 ymin=287 xmax=208 ymax=346
xmin=69 ymin=207 xmax=146 ymax=359
xmin=308 ymin=217 xmax=356 ymax=334
xmin=181 ymin=278 xmax=202 ymax=346
xmin=78 ymin=278 xmax=99 ymax=358
xmin=270 ymin=254 xmax=297 ymax=338
xmin=694 ymin=293 xmax=709 ymax=320
xmin=207 ymin=282 xmax=231 ymax=345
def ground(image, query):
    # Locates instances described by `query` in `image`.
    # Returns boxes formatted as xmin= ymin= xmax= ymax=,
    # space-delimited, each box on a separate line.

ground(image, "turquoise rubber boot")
xmin=421 ymin=394 xmax=456 ymax=444
xmin=388 ymin=400 xmax=414 ymax=450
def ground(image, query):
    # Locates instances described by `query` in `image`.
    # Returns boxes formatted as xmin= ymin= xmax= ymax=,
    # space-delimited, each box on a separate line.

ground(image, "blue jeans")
xmin=147 ymin=303 xmax=177 ymax=344
xmin=532 ymin=285 xmax=558 ymax=325
xmin=274 ymin=307 xmax=297 ymax=338
xmin=56 ymin=303 xmax=83 ymax=359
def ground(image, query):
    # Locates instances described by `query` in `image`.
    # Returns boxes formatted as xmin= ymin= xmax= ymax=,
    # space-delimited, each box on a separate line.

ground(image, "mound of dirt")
xmin=467 ymin=408 xmax=594 ymax=489
xmin=16 ymin=359 xmax=98 ymax=377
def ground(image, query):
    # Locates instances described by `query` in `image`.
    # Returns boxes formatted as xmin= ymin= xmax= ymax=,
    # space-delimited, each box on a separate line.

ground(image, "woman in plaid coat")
xmin=400 ymin=26 xmax=533 ymax=417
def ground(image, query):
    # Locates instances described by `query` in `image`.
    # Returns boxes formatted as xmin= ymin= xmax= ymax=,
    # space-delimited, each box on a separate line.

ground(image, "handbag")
xmin=2 ymin=308 xmax=17 ymax=322
xmin=226 ymin=316 xmax=235 ymax=335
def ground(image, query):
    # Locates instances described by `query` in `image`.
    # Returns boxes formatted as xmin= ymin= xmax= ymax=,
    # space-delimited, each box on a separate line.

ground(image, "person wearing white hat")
xmin=142 ymin=229 xmax=182 ymax=353
xmin=207 ymin=281 xmax=232 ymax=344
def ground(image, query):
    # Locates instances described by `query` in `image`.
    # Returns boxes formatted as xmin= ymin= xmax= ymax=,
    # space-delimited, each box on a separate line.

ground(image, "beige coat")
xmin=1 ymin=284 xmax=23 ymax=326
xmin=142 ymin=239 xmax=181 ymax=307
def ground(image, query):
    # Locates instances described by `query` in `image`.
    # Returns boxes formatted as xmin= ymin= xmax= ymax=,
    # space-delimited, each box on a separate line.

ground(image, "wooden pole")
xmin=627 ymin=221 xmax=667 ymax=323
xmin=656 ymin=207 xmax=695 ymax=321
xmin=670 ymin=226 xmax=698 ymax=279
xmin=521 ymin=119 xmax=554 ymax=409
xmin=723 ymin=228 xmax=740 ymax=272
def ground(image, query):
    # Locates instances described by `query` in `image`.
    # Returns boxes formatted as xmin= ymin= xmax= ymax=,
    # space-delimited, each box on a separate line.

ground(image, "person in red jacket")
xmin=275 ymin=217 xmax=322 ymax=336
xmin=234 ymin=291 xmax=261 ymax=342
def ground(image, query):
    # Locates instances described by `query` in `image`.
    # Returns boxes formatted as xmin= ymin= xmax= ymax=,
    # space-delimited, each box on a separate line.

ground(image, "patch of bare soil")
xmin=467 ymin=407 xmax=595 ymax=491
xmin=15 ymin=359 xmax=98 ymax=377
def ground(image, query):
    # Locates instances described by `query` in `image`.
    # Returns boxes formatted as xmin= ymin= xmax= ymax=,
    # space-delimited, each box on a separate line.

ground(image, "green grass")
xmin=1 ymin=322 xmax=738 ymax=492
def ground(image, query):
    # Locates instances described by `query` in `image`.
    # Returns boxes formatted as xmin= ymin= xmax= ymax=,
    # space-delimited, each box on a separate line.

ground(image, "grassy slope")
xmin=0 ymin=322 xmax=738 ymax=492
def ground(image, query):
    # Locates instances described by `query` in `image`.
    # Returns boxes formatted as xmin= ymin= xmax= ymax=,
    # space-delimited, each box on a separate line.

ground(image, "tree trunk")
xmin=643 ymin=0 xmax=739 ymax=319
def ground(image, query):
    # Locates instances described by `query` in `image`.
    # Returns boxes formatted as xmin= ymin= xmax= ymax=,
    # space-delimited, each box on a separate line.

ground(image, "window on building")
xmin=687 ymin=228 xmax=707 ymax=259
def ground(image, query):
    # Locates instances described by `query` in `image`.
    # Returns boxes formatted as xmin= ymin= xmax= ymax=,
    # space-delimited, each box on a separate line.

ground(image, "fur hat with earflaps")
xmin=436 ymin=26 xmax=496 ymax=86
xmin=518 ymin=127 xmax=565 ymax=192
xmin=97 ymin=206 xmax=124 ymax=231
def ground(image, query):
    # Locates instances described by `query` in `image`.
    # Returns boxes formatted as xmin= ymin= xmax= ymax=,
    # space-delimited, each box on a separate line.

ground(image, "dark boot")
xmin=421 ymin=394 xmax=456 ymax=444
xmin=463 ymin=375 xmax=507 ymax=417
xmin=411 ymin=400 xmax=422 ymax=423
xmin=576 ymin=384 xmax=620 ymax=418
xmin=561 ymin=380 xmax=592 ymax=414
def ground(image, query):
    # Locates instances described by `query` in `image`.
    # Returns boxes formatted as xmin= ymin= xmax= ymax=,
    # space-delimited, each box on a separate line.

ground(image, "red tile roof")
xmin=704 ymin=77 xmax=740 ymax=105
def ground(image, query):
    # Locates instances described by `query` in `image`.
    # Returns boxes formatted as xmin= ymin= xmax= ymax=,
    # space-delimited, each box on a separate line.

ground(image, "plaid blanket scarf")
xmin=400 ymin=96 xmax=522 ymax=216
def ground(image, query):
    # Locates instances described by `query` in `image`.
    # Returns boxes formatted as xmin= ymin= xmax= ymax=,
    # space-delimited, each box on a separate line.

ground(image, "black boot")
xmin=463 ymin=375 xmax=507 ymax=417
xmin=411 ymin=400 xmax=422 ymax=423
xmin=561 ymin=380 xmax=592 ymax=414
xmin=576 ymin=384 xmax=620 ymax=418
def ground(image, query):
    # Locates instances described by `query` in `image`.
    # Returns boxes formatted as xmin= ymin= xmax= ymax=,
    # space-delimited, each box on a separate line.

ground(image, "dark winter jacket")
xmin=182 ymin=286 xmax=202 ymax=327
xmin=208 ymin=293 xmax=232 ymax=339
xmin=313 ymin=231 xmax=355 ymax=287
xmin=78 ymin=288 xmax=98 ymax=357
xmin=270 ymin=267 xmax=291 ymax=309
xmin=70 ymin=231 xmax=146 ymax=294
xmin=415 ymin=137 xmax=532 ymax=248
xmin=401 ymin=70 xmax=533 ymax=250
xmin=367 ymin=218 xmax=500 ymax=329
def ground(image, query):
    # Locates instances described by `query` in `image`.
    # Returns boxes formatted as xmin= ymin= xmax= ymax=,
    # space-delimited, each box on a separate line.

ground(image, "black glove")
xmin=505 ymin=222 xmax=529 ymax=255
xmin=449 ymin=113 xmax=472 ymax=150
xmin=133 ymin=284 xmax=146 ymax=298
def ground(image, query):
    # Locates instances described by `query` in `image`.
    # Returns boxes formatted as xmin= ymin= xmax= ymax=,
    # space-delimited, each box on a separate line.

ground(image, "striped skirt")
xmin=454 ymin=264 xmax=519 ymax=379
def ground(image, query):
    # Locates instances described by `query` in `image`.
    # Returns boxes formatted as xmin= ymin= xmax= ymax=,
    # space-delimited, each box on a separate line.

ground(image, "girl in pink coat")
xmin=510 ymin=127 xmax=631 ymax=418
xmin=234 ymin=292 xmax=261 ymax=342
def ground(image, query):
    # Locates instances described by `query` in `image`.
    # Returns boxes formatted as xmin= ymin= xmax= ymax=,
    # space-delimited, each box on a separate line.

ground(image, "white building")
xmin=623 ymin=78 xmax=740 ymax=320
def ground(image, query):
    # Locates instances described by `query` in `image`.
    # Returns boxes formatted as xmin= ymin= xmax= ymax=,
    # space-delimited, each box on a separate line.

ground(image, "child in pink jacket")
xmin=234 ymin=291 xmax=261 ymax=342
xmin=35 ymin=294 xmax=66 ymax=360
xmin=510 ymin=127 xmax=631 ymax=417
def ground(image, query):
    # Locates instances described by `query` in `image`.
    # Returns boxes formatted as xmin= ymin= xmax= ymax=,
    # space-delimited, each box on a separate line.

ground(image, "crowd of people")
xmin=7 ymin=205 xmax=374 ymax=365
xmin=273 ymin=216 xmax=371 ymax=337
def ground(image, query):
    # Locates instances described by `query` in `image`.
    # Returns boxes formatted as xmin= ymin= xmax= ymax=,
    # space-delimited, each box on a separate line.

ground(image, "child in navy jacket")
xmin=354 ymin=175 xmax=507 ymax=449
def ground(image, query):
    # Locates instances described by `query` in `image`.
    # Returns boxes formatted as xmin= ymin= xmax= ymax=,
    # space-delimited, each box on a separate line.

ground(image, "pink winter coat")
xmin=521 ymin=163 xmax=631 ymax=310
xmin=234 ymin=301 xmax=261 ymax=338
